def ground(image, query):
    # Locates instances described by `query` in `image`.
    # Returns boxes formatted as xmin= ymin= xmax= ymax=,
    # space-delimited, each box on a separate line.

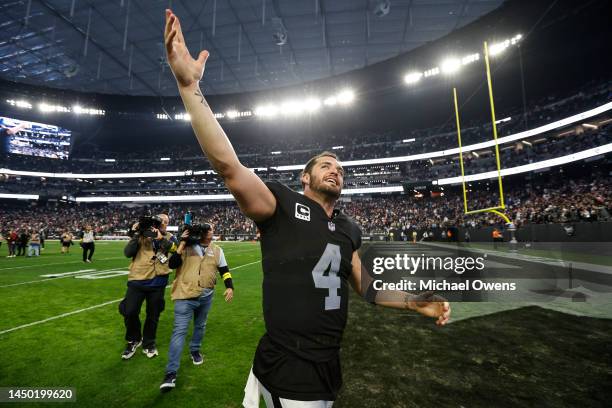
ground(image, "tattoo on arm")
xmin=194 ymin=89 xmax=209 ymax=108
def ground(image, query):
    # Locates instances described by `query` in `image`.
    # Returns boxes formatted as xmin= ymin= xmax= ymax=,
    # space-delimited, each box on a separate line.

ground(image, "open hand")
xmin=224 ymin=288 xmax=234 ymax=302
xmin=164 ymin=9 xmax=209 ymax=88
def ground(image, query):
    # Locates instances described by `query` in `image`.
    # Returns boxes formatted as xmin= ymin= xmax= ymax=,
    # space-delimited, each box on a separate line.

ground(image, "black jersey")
xmin=253 ymin=181 xmax=361 ymax=401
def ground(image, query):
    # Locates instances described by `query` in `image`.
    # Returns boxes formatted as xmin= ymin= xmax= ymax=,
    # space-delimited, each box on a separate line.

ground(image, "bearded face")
xmin=304 ymin=157 xmax=344 ymax=199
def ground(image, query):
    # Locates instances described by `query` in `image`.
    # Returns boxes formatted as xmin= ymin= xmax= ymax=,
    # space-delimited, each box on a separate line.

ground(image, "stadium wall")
xmin=457 ymin=222 xmax=612 ymax=243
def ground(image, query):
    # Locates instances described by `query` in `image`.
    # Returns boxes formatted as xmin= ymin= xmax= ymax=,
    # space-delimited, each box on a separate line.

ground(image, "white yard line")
xmin=0 ymin=299 xmax=124 ymax=335
xmin=40 ymin=269 xmax=96 ymax=278
xmin=0 ymin=268 xmax=124 ymax=288
xmin=0 ymin=260 xmax=261 ymax=335
xmin=0 ymin=257 xmax=125 ymax=271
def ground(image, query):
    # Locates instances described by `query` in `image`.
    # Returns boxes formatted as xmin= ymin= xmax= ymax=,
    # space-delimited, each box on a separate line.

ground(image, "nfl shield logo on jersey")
xmin=328 ymin=222 xmax=335 ymax=232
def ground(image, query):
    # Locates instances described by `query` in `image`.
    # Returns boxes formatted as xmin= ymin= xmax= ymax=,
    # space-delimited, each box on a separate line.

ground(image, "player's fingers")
xmin=164 ymin=10 xmax=173 ymax=38
xmin=165 ymin=28 xmax=177 ymax=52
xmin=196 ymin=50 xmax=209 ymax=66
xmin=175 ymin=16 xmax=185 ymax=43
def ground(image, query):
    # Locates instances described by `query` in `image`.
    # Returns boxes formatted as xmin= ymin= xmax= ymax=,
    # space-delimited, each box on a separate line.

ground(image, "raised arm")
xmin=349 ymin=251 xmax=451 ymax=326
xmin=164 ymin=9 xmax=275 ymax=223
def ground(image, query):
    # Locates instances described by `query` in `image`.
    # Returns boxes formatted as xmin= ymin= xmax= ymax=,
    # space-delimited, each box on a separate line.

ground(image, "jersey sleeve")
xmin=255 ymin=181 xmax=296 ymax=232
xmin=216 ymin=248 xmax=234 ymax=289
xmin=343 ymin=216 xmax=362 ymax=251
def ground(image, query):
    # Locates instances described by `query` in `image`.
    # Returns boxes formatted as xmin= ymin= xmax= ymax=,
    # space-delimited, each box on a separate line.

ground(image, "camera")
xmin=181 ymin=223 xmax=211 ymax=246
xmin=131 ymin=215 xmax=163 ymax=238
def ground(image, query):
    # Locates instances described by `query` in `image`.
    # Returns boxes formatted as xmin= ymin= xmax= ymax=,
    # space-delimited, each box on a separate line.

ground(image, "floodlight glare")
xmin=337 ymin=89 xmax=355 ymax=105
xmin=255 ymin=104 xmax=279 ymax=117
xmin=304 ymin=98 xmax=321 ymax=112
xmin=280 ymin=101 xmax=303 ymax=115
xmin=423 ymin=67 xmax=440 ymax=77
xmin=226 ymin=110 xmax=239 ymax=119
xmin=461 ymin=53 xmax=480 ymax=65
xmin=323 ymin=96 xmax=337 ymax=106
xmin=404 ymin=72 xmax=423 ymax=84
xmin=441 ymin=58 xmax=461 ymax=74
xmin=489 ymin=39 xmax=510 ymax=56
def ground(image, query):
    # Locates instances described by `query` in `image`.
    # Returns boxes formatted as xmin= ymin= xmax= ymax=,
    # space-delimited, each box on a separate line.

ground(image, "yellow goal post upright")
xmin=453 ymin=41 xmax=511 ymax=225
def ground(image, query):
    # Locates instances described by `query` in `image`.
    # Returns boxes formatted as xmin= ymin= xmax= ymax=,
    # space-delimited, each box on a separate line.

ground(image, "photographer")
xmin=159 ymin=223 xmax=234 ymax=392
xmin=120 ymin=214 xmax=178 ymax=360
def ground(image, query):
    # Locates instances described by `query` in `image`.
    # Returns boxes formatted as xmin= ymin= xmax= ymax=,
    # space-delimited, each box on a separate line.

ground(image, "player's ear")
xmin=301 ymin=172 xmax=310 ymax=187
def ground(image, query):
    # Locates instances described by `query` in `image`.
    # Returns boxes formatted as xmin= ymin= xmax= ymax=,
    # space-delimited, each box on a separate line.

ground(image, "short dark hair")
xmin=301 ymin=151 xmax=338 ymax=189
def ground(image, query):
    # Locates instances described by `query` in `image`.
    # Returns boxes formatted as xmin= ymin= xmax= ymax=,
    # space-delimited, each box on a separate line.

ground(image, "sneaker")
xmin=143 ymin=347 xmax=159 ymax=358
xmin=86 ymin=259 xmax=92 ymax=263
xmin=159 ymin=372 xmax=176 ymax=392
xmin=121 ymin=340 xmax=142 ymax=360
xmin=190 ymin=350 xmax=204 ymax=365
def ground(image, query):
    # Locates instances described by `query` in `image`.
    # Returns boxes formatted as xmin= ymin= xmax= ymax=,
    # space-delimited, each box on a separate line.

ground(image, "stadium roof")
xmin=0 ymin=0 xmax=503 ymax=97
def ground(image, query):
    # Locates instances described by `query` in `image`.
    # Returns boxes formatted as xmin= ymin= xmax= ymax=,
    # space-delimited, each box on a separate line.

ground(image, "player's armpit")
xmin=223 ymin=165 xmax=276 ymax=223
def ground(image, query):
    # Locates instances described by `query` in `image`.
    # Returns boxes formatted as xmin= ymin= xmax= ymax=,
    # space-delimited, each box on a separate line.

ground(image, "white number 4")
xmin=312 ymin=243 xmax=341 ymax=310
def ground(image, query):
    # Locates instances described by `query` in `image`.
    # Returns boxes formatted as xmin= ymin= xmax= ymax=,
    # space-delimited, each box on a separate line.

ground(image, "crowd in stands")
xmin=1 ymin=124 xmax=610 ymax=197
xmin=2 ymin=175 xmax=610 ymax=242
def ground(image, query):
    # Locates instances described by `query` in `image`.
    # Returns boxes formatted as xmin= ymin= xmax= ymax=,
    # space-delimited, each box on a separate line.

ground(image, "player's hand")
xmin=181 ymin=230 xmax=190 ymax=240
xmin=409 ymin=292 xmax=451 ymax=326
xmin=164 ymin=9 xmax=209 ymax=89
xmin=224 ymin=288 xmax=234 ymax=302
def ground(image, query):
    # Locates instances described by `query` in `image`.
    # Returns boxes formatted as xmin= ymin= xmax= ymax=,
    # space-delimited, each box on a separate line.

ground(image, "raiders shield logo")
xmin=328 ymin=222 xmax=335 ymax=232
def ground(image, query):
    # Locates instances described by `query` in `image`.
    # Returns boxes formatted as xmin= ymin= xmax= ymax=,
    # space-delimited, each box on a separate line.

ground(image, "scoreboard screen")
xmin=0 ymin=116 xmax=72 ymax=160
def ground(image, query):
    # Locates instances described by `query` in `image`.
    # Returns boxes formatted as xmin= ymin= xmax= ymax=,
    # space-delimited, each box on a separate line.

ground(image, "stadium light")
xmin=332 ymin=146 xmax=344 ymax=150
xmin=404 ymin=72 xmax=423 ymax=84
xmin=0 ymin=193 xmax=39 ymax=200
xmin=73 ymin=105 xmax=105 ymax=115
xmin=280 ymin=100 xmax=303 ymax=115
xmin=337 ymin=89 xmax=355 ymax=105
xmin=255 ymin=104 xmax=279 ymax=118
xmin=323 ymin=96 xmax=337 ymax=106
xmin=270 ymin=151 xmax=282 ymax=155
xmin=304 ymin=98 xmax=321 ymax=112
xmin=226 ymin=110 xmax=239 ymax=119
xmin=488 ymin=40 xmax=510 ymax=56
xmin=441 ymin=58 xmax=461 ymax=74
xmin=156 ymin=113 xmax=169 ymax=120
xmin=461 ymin=53 xmax=480 ymax=65
xmin=39 ymin=103 xmax=70 ymax=113
xmin=402 ymin=138 xmax=416 ymax=143
xmin=104 ymin=159 xmax=116 ymax=163
xmin=423 ymin=67 xmax=440 ymax=77
xmin=160 ymin=157 xmax=171 ymax=161
xmin=6 ymin=99 xmax=32 ymax=109
xmin=174 ymin=113 xmax=191 ymax=121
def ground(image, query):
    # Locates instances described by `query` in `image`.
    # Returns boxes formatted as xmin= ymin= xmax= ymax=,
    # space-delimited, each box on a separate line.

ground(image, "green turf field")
xmin=1 ymin=241 xmax=610 ymax=407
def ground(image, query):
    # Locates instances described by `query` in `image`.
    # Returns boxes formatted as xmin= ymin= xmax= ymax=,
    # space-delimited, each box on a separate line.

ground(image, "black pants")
xmin=82 ymin=242 xmax=95 ymax=261
xmin=17 ymin=244 xmax=26 ymax=256
xmin=120 ymin=285 xmax=166 ymax=348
